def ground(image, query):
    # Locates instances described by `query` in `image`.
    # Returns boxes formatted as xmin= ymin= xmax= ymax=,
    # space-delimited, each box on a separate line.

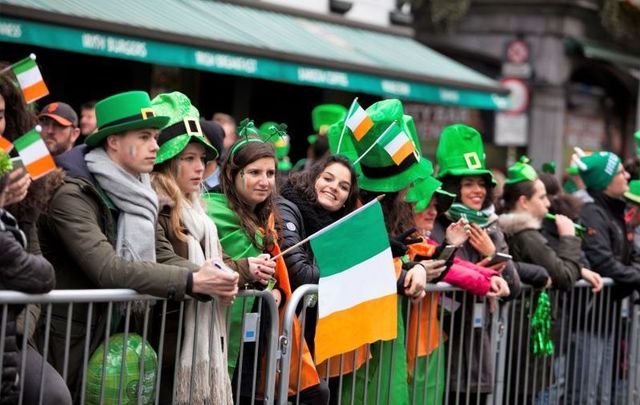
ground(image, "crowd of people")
xmin=0 ymin=62 xmax=638 ymax=405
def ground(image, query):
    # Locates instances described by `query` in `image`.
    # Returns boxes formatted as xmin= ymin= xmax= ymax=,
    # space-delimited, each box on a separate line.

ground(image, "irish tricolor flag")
xmin=378 ymin=121 xmax=417 ymax=165
xmin=311 ymin=198 xmax=397 ymax=363
xmin=12 ymin=54 xmax=49 ymax=104
xmin=14 ymin=126 xmax=56 ymax=179
xmin=345 ymin=99 xmax=374 ymax=141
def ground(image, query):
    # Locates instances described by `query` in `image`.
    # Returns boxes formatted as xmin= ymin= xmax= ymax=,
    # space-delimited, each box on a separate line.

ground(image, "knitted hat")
xmin=329 ymin=99 xmax=432 ymax=193
xmin=435 ymin=124 xmax=495 ymax=184
xmin=405 ymin=175 xmax=456 ymax=213
xmin=577 ymin=151 xmax=621 ymax=191
xmin=505 ymin=156 xmax=538 ymax=185
xmin=151 ymin=92 xmax=217 ymax=165
xmin=86 ymin=91 xmax=169 ymax=147
xmin=309 ymin=104 xmax=347 ymax=144
xmin=625 ymin=180 xmax=640 ymax=205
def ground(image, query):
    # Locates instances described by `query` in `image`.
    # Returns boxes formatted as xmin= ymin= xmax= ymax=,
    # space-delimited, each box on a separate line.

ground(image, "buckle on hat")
xmin=183 ymin=117 xmax=202 ymax=136
xmin=464 ymin=152 xmax=482 ymax=170
xmin=140 ymin=108 xmax=156 ymax=120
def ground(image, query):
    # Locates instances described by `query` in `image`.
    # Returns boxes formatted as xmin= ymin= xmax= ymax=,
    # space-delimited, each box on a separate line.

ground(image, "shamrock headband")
xmin=230 ymin=118 xmax=287 ymax=157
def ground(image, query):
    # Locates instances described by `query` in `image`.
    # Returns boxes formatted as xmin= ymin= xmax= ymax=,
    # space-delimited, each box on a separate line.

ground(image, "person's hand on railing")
xmin=467 ymin=224 xmax=496 ymax=258
xmin=271 ymin=288 xmax=282 ymax=307
xmin=487 ymin=276 xmax=510 ymax=298
xmin=404 ymin=263 xmax=428 ymax=302
xmin=192 ymin=260 xmax=239 ymax=304
xmin=545 ymin=277 xmax=553 ymax=289
xmin=248 ymin=253 xmax=276 ymax=285
xmin=581 ymin=267 xmax=603 ymax=293
xmin=418 ymin=259 xmax=447 ymax=283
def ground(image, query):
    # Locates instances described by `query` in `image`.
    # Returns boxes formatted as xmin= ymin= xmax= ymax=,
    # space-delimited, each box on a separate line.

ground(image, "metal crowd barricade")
xmin=279 ymin=279 xmax=640 ymax=405
xmin=0 ymin=288 xmax=278 ymax=405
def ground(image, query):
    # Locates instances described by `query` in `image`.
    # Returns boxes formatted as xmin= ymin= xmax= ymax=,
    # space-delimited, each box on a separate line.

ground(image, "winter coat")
xmin=37 ymin=145 xmax=200 ymax=393
xmin=0 ymin=209 xmax=55 ymax=403
xmin=499 ymin=212 xmax=582 ymax=291
xmin=578 ymin=191 xmax=640 ymax=291
xmin=432 ymin=215 xmax=521 ymax=393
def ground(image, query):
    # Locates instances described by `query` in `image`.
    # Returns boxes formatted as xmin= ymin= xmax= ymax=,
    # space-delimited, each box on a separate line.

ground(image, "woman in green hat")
xmin=205 ymin=120 xmax=327 ymax=404
xmin=150 ymin=93 xmax=274 ymax=404
xmin=432 ymin=124 xmax=521 ymax=402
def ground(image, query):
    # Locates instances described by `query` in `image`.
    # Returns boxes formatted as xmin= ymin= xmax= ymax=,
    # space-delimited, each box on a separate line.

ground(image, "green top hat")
xmin=435 ymin=124 xmax=495 ymax=184
xmin=505 ymin=156 xmax=538 ymax=185
xmin=578 ymin=151 xmax=621 ymax=191
xmin=625 ymin=179 xmax=640 ymax=205
xmin=337 ymin=99 xmax=433 ymax=193
xmin=405 ymin=175 xmax=456 ymax=213
xmin=309 ymin=104 xmax=347 ymax=145
xmin=86 ymin=91 xmax=169 ymax=147
xmin=151 ymin=92 xmax=217 ymax=165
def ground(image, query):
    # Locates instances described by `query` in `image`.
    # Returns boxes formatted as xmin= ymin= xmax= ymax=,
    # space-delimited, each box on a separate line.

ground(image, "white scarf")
xmin=85 ymin=148 xmax=158 ymax=262
xmin=176 ymin=196 xmax=233 ymax=405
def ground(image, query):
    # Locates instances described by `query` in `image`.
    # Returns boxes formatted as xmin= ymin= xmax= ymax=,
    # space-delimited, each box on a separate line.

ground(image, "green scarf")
xmin=445 ymin=202 xmax=494 ymax=228
xmin=203 ymin=192 xmax=261 ymax=375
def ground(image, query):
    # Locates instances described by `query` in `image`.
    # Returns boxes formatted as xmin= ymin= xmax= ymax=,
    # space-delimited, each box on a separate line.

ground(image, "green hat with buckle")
xmin=505 ymin=156 xmax=538 ymax=185
xmin=331 ymin=98 xmax=433 ymax=193
xmin=624 ymin=180 xmax=640 ymax=205
xmin=309 ymin=104 xmax=347 ymax=144
xmin=405 ymin=175 xmax=456 ymax=213
xmin=436 ymin=124 xmax=495 ymax=184
xmin=86 ymin=91 xmax=169 ymax=147
xmin=151 ymin=92 xmax=218 ymax=165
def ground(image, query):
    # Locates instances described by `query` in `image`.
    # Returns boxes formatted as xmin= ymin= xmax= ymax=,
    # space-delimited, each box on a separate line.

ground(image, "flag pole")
xmin=0 ymin=53 xmax=36 ymax=76
xmin=270 ymin=194 xmax=386 ymax=261
xmin=352 ymin=122 xmax=395 ymax=166
xmin=336 ymin=97 xmax=357 ymax=154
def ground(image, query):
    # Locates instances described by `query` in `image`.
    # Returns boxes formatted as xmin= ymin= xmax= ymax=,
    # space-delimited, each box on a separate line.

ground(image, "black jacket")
xmin=579 ymin=191 xmax=640 ymax=290
xmin=277 ymin=197 xmax=319 ymax=292
xmin=0 ymin=209 xmax=55 ymax=402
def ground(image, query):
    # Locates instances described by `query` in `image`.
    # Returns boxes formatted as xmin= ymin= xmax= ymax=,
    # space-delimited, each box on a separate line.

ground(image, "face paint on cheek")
xmin=128 ymin=145 xmax=137 ymax=158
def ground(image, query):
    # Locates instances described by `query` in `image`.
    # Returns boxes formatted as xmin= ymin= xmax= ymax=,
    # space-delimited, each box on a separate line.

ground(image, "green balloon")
xmin=85 ymin=333 xmax=158 ymax=405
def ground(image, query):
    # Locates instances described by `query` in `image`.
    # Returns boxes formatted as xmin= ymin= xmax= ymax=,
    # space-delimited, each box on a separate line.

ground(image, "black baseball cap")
xmin=39 ymin=102 xmax=78 ymax=127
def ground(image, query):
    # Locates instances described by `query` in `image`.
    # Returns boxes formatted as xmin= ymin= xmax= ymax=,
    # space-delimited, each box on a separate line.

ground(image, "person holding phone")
xmin=431 ymin=124 xmax=521 ymax=402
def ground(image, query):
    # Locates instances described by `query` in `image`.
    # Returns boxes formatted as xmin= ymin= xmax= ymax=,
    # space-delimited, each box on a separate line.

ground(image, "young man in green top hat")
xmin=38 ymin=90 xmax=238 ymax=396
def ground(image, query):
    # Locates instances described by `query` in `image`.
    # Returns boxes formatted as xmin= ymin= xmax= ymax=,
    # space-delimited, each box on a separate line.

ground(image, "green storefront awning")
xmin=566 ymin=37 xmax=640 ymax=69
xmin=0 ymin=0 xmax=509 ymax=110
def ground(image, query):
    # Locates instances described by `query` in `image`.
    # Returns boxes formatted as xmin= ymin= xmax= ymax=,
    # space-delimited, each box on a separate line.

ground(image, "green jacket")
xmin=37 ymin=146 xmax=198 ymax=394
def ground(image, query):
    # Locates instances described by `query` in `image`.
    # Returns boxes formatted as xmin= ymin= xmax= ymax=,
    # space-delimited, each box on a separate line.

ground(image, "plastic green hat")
xmin=309 ymin=104 xmax=347 ymax=145
xmin=505 ymin=156 xmax=538 ymax=185
xmin=435 ymin=124 xmax=495 ymax=184
xmin=542 ymin=162 xmax=556 ymax=175
xmin=405 ymin=175 xmax=456 ymax=213
xmin=85 ymin=333 xmax=157 ymax=405
xmin=625 ymin=180 xmax=640 ymax=205
xmin=86 ymin=91 xmax=169 ymax=147
xmin=335 ymin=99 xmax=433 ymax=192
xmin=151 ymin=92 xmax=218 ymax=165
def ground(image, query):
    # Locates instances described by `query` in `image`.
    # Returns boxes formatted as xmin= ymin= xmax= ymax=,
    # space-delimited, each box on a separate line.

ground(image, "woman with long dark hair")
xmin=205 ymin=122 xmax=327 ymax=404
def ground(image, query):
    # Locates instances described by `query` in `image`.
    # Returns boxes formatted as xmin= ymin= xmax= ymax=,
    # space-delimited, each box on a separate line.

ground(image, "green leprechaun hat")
xmin=505 ymin=156 xmax=538 ymax=185
xmin=309 ymin=104 xmax=347 ymax=144
xmin=435 ymin=124 xmax=495 ymax=184
xmin=624 ymin=180 xmax=640 ymax=205
xmin=342 ymin=99 xmax=433 ymax=193
xmin=86 ymin=91 xmax=169 ymax=147
xmin=577 ymin=151 xmax=621 ymax=191
xmin=151 ymin=92 xmax=218 ymax=165
xmin=405 ymin=175 xmax=456 ymax=213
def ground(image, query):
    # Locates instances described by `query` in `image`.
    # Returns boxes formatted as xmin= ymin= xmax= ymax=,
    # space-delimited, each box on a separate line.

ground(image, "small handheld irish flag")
xmin=345 ymin=99 xmax=374 ymax=141
xmin=311 ymin=198 xmax=397 ymax=363
xmin=14 ymin=126 xmax=56 ymax=179
xmin=12 ymin=54 xmax=49 ymax=104
xmin=378 ymin=121 xmax=417 ymax=165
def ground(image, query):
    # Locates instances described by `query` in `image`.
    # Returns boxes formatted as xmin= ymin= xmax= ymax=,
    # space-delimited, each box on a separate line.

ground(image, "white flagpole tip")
xmin=35 ymin=125 xmax=42 ymax=132
xmin=29 ymin=53 xmax=36 ymax=60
